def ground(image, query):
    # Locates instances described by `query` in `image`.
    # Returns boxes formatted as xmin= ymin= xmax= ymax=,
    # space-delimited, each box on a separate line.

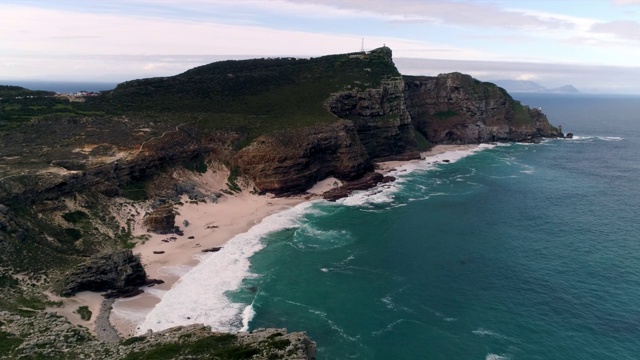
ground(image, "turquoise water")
xmin=234 ymin=94 xmax=640 ymax=359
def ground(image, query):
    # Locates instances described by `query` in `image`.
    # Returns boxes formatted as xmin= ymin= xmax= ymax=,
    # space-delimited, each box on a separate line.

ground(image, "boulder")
xmin=143 ymin=204 xmax=175 ymax=234
xmin=565 ymin=132 xmax=574 ymax=139
xmin=58 ymin=249 xmax=147 ymax=297
xmin=322 ymin=172 xmax=385 ymax=201
xmin=201 ymin=247 xmax=222 ymax=253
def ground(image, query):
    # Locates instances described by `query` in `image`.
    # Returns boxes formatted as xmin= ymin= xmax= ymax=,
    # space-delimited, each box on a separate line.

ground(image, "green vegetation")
xmin=185 ymin=155 xmax=208 ymax=174
xmin=511 ymin=101 xmax=532 ymax=125
xmin=266 ymin=338 xmax=291 ymax=350
xmin=85 ymin=47 xmax=399 ymax=142
xmin=62 ymin=211 xmax=89 ymax=224
xmin=123 ymin=333 xmax=263 ymax=360
xmin=63 ymin=228 xmax=82 ymax=242
xmin=119 ymin=180 xmax=149 ymax=201
xmin=121 ymin=336 xmax=146 ymax=346
xmin=435 ymin=110 xmax=458 ymax=120
xmin=0 ymin=275 xmax=18 ymax=289
xmin=0 ymin=86 xmax=103 ymax=129
xmin=0 ymin=331 xmax=24 ymax=354
xmin=413 ymin=128 xmax=432 ymax=151
xmin=74 ymin=306 xmax=92 ymax=321
xmin=226 ymin=167 xmax=242 ymax=193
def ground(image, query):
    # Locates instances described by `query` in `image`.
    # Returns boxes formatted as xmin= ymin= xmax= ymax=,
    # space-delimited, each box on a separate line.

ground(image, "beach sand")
xmin=51 ymin=145 xmax=476 ymax=337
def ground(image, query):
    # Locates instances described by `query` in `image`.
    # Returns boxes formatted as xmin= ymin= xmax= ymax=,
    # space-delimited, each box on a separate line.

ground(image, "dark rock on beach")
xmin=57 ymin=249 xmax=148 ymax=297
xmin=143 ymin=204 xmax=176 ymax=234
xmin=201 ymin=246 xmax=223 ymax=253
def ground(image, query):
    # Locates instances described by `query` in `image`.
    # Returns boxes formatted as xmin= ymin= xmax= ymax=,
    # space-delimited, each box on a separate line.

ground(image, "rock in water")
xmin=58 ymin=249 xmax=147 ymax=297
xmin=566 ymin=132 xmax=574 ymax=139
xmin=322 ymin=172 xmax=385 ymax=201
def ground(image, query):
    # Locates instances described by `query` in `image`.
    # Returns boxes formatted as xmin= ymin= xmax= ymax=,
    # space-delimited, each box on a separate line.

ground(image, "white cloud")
xmin=284 ymin=0 xmax=576 ymax=30
xmin=0 ymin=3 xmax=498 ymax=80
xmin=395 ymin=57 xmax=640 ymax=94
xmin=613 ymin=0 xmax=640 ymax=5
xmin=590 ymin=20 xmax=640 ymax=41
xmin=515 ymin=74 xmax=540 ymax=81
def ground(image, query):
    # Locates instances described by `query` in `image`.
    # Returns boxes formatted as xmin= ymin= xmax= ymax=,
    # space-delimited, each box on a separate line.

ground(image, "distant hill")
xmin=491 ymin=80 xmax=580 ymax=94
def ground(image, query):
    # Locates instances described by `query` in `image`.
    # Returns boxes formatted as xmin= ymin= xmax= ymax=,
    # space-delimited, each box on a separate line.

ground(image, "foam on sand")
xmin=342 ymin=144 xmax=494 ymax=208
xmin=137 ymin=201 xmax=315 ymax=334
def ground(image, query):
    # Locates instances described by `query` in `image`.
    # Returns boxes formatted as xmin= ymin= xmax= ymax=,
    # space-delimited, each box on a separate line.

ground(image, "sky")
xmin=2 ymin=0 xmax=640 ymax=93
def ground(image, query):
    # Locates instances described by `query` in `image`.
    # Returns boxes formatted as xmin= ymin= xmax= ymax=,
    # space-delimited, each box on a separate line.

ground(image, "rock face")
xmin=322 ymin=172 xmax=385 ymax=201
xmin=0 ymin=311 xmax=316 ymax=360
xmin=58 ymin=249 xmax=147 ymax=297
xmin=404 ymin=72 xmax=562 ymax=144
xmin=143 ymin=203 xmax=176 ymax=234
xmin=327 ymin=77 xmax=419 ymax=161
xmin=236 ymin=121 xmax=372 ymax=194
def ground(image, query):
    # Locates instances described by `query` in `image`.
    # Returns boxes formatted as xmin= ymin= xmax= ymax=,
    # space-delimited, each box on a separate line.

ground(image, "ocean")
xmin=140 ymin=94 xmax=640 ymax=359
xmin=0 ymin=80 xmax=116 ymax=93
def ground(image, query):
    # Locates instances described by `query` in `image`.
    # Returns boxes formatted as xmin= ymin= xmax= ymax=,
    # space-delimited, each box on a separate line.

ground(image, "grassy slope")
xmin=0 ymin=48 xmax=399 ymax=274
xmin=91 ymin=47 xmax=399 ymax=140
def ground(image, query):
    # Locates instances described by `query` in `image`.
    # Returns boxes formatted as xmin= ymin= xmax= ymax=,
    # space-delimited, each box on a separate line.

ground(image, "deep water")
xmin=137 ymin=94 xmax=640 ymax=359
xmin=233 ymin=94 xmax=640 ymax=359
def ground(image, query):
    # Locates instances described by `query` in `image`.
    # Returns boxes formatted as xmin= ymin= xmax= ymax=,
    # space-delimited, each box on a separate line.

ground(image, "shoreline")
xmin=110 ymin=190 xmax=311 ymax=337
xmin=55 ymin=144 xmax=481 ymax=338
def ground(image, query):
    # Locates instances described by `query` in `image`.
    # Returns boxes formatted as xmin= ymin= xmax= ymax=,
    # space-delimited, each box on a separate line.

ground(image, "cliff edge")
xmin=404 ymin=72 xmax=562 ymax=144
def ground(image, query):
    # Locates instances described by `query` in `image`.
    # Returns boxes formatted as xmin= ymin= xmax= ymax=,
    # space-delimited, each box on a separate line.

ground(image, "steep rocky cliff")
xmin=404 ymin=72 xmax=562 ymax=144
xmin=235 ymin=47 xmax=419 ymax=194
xmin=0 ymin=47 xmax=565 ymax=359
xmin=235 ymin=121 xmax=371 ymax=194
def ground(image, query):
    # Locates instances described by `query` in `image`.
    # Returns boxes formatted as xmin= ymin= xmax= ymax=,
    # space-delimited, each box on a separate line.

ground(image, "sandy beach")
xmin=50 ymin=145 xmax=477 ymax=338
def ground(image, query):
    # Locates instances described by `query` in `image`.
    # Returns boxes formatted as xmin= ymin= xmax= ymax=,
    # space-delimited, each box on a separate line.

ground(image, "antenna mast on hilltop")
xmin=361 ymin=38 xmax=364 ymax=52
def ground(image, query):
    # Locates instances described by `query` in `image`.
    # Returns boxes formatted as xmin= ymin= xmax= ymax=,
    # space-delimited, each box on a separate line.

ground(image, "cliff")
xmin=404 ymin=72 xmax=562 ymax=144
xmin=236 ymin=120 xmax=371 ymax=194
xmin=0 ymin=47 xmax=563 ymax=357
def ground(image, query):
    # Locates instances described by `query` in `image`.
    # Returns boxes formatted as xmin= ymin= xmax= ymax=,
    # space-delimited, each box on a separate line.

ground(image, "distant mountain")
xmin=491 ymin=80 xmax=580 ymax=94
xmin=548 ymin=84 xmax=580 ymax=93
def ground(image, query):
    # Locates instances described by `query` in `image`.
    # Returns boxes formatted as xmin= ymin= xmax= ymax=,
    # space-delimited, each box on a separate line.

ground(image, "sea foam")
xmin=136 ymin=146 xmax=493 ymax=334
xmin=339 ymin=145 xmax=493 ymax=208
xmin=136 ymin=201 xmax=316 ymax=334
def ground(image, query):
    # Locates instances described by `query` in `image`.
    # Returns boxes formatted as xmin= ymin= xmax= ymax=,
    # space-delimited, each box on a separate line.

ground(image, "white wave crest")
xmin=486 ymin=354 xmax=509 ymax=360
xmin=568 ymin=135 xmax=623 ymax=142
xmin=136 ymin=201 xmax=316 ymax=335
xmin=240 ymin=303 xmax=255 ymax=332
xmin=290 ymin=224 xmax=352 ymax=251
xmin=339 ymin=145 xmax=493 ymax=208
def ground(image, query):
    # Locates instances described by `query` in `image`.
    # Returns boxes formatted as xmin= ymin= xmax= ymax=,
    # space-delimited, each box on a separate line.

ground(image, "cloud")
xmin=613 ymin=0 xmax=640 ymax=5
xmin=590 ymin=20 xmax=640 ymax=41
xmin=394 ymin=57 xmax=640 ymax=94
xmin=0 ymin=3 xmax=497 ymax=81
xmin=515 ymin=74 xmax=540 ymax=81
xmin=284 ymin=0 xmax=576 ymax=30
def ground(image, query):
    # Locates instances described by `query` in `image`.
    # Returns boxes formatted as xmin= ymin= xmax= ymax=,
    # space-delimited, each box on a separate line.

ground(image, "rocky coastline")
xmin=0 ymin=47 xmax=564 ymax=359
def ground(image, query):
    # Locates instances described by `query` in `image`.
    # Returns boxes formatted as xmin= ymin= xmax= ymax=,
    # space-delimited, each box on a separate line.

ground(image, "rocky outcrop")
xmin=143 ymin=203 xmax=176 ymax=234
xmin=322 ymin=172 xmax=394 ymax=201
xmin=0 ymin=311 xmax=316 ymax=360
xmin=328 ymin=77 xmax=419 ymax=161
xmin=404 ymin=72 xmax=562 ymax=144
xmin=235 ymin=121 xmax=372 ymax=194
xmin=57 ymin=250 xmax=147 ymax=297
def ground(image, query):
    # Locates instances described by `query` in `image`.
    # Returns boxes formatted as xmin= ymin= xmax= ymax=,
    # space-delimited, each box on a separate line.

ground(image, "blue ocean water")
xmin=0 ymin=80 xmax=116 ymax=93
xmin=231 ymin=94 xmax=640 ymax=359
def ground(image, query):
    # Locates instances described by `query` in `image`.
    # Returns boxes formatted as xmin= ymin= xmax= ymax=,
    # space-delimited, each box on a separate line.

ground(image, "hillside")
xmin=0 ymin=47 xmax=562 ymax=359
